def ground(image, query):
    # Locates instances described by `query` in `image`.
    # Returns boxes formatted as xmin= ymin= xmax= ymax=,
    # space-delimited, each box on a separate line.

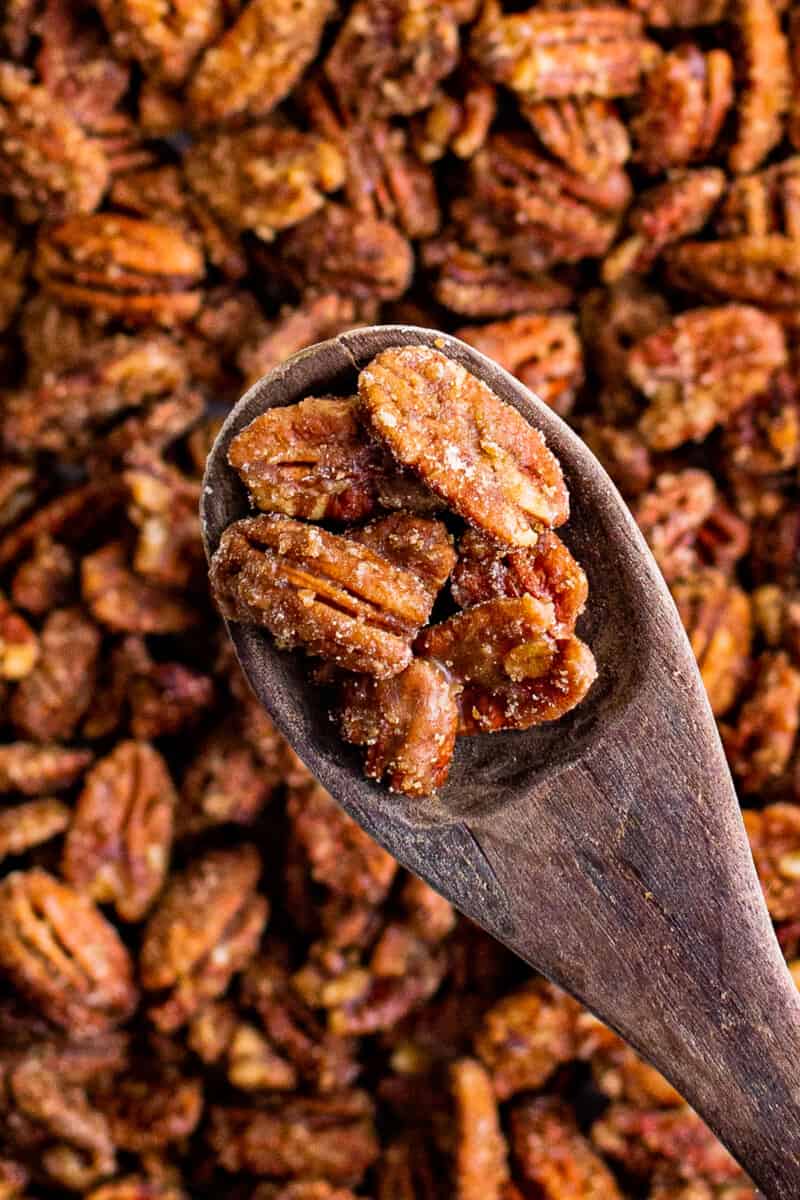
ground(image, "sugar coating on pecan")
xmin=359 ymin=345 xmax=569 ymax=544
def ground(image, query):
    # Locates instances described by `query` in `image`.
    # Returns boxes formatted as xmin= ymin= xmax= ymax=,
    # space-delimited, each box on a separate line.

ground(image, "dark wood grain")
xmin=201 ymin=325 xmax=800 ymax=1198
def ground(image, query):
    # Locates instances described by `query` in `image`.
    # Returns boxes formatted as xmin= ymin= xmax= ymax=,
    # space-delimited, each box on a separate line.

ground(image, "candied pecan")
xmin=34 ymin=0 xmax=130 ymax=131
xmin=463 ymin=134 xmax=631 ymax=269
xmin=424 ymin=237 xmax=574 ymax=317
xmin=474 ymin=980 xmax=580 ymax=1099
xmin=401 ymin=875 xmax=456 ymax=944
xmin=671 ymin=570 xmax=752 ymax=717
xmin=603 ymin=169 xmax=725 ymax=283
xmin=512 ymin=1096 xmax=622 ymax=1200
xmin=324 ymin=0 xmax=460 ymax=120
xmin=451 ymin=528 xmax=588 ymax=636
xmin=94 ymin=0 xmax=224 ymax=83
xmin=35 ymin=214 xmax=205 ymax=326
xmin=449 ymin=1058 xmax=510 ymax=1200
xmin=0 ymin=595 xmax=38 ymax=682
xmin=2 ymin=335 xmax=188 ymax=458
xmin=727 ymin=0 xmax=790 ymax=175
xmin=631 ymin=46 xmax=733 ymax=174
xmin=97 ymin=391 xmax=205 ymax=467
xmin=749 ymin=505 xmax=800 ymax=588
xmin=722 ymin=652 xmax=800 ymax=793
xmin=277 ymin=204 xmax=413 ymax=303
xmin=11 ymin=538 xmax=74 ymax=616
xmin=743 ymin=802 xmax=800 ymax=921
xmin=360 ymin=345 xmax=569 ymax=544
xmin=716 ymin=157 xmax=800 ymax=239
xmin=228 ymin=397 xmax=381 ymax=523
xmin=184 ymin=123 xmax=345 ymax=243
xmin=629 ymin=306 xmax=786 ymax=450
xmin=723 ymin=370 xmax=800 ymax=476
xmin=521 ymin=97 xmax=630 ymax=181
xmin=471 ymin=3 xmax=658 ymax=100
xmin=591 ymin=1104 xmax=744 ymax=1185
xmin=140 ymin=844 xmax=268 ymax=1031
xmin=0 ymin=63 xmax=108 ymax=223
xmin=635 ymin=469 xmax=715 ymax=581
xmin=576 ymin=1014 xmax=682 ymax=1107
xmin=288 ymin=779 xmax=397 ymax=903
xmin=418 ymin=597 xmax=596 ymax=733
xmin=187 ymin=999 xmax=238 ymax=1065
xmin=123 ymin=454 xmax=202 ymax=589
xmin=97 ymin=1064 xmax=203 ymax=1152
xmin=340 ymin=660 xmax=458 ymax=797
xmin=413 ymin=74 xmax=497 ymax=163
xmin=129 ymin=662 xmax=214 ymax=740
xmin=0 ymin=869 xmax=137 ymax=1036
xmin=457 ymin=313 xmax=584 ymax=416
xmin=61 ymin=741 xmax=175 ymax=922
xmin=752 ymin=585 xmax=800 ymax=664
xmin=177 ymin=720 xmax=280 ymax=836
xmin=0 ymin=798 xmax=70 ymax=864
xmin=666 ymin=236 xmax=800 ymax=307
xmin=82 ymin=542 xmax=199 ymax=634
xmin=226 ymin=1022 xmax=298 ymax=1092
xmin=351 ymin=513 xmax=456 ymax=598
xmin=0 ymin=743 xmax=92 ymax=796
xmin=580 ymin=418 xmax=653 ymax=498
xmin=580 ymin=278 xmax=671 ymax=391
xmin=211 ymin=515 xmax=434 ymax=678
xmin=207 ymin=1092 xmax=379 ymax=1183
xmin=11 ymin=607 xmax=99 ymax=742
xmin=242 ymin=951 xmax=359 ymax=1092
xmin=238 ymin=294 xmax=362 ymax=386
xmin=188 ymin=0 xmax=335 ymax=126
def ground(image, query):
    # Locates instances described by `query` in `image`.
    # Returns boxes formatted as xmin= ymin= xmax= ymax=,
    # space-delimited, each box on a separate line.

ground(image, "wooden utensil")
xmin=201 ymin=325 xmax=800 ymax=1198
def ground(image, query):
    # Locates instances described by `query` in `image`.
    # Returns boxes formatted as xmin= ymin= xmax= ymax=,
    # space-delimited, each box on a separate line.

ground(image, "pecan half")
xmin=520 ymin=97 xmax=630 ymax=181
xmin=62 ymin=741 xmax=176 ymax=922
xmin=140 ymin=844 xmax=268 ymax=1030
xmin=457 ymin=313 xmax=584 ymax=415
xmin=184 ymin=123 xmax=345 ymax=242
xmin=211 ymin=515 xmax=435 ymax=678
xmin=350 ymin=512 xmax=456 ymax=599
xmin=424 ymin=237 xmax=574 ymax=317
xmin=188 ymin=0 xmax=335 ymax=126
xmin=340 ymin=660 xmax=458 ymax=796
xmin=97 ymin=1064 xmax=203 ymax=1152
xmin=631 ymin=45 xmax=733 ymax=174
xmin=716 ymin=157 xmax=800 ymax=238
xmin=450 ymin=1058 xmax=510 ymax=1200
xmin=512 ymin=1096 xmax=623 ymax=1200
xmin=475 ymin=981 xmax=580 ymax=1099
xmin=629 ymin=305 xmax=787 ymax=450
xmin=672 ymin=569 xmax=752 ymax=717
xmin=0 ymin=869 xmax=137 ymax=1036
xmin=727 ymin=0 xmax=790 ymax=175
xmin=417 ymin=597 xmax=596 ymax=733
xmin=0 ymin=798 xmax=70 ymax=864
xmin=94 ymin=0 xmax=225 ymax=84
xmin=82 ymin=541 xmax=199 ymax=634
xmin=35 ymin=214 xmax=205 ymax=325
xmin=0 ymin=63 xmax=108 ymax=222
xmin=359 ymin=345 xmax=569 ymax=544
xmin=11 ymin=607 xmax=100 ymax=742
xmin=451 ymin=528 xmax=588 ymax=636
xmin=666 ymin=236 xmax=800 ymax=307
xmin=238 ymin=293 xmax=362 ymax=386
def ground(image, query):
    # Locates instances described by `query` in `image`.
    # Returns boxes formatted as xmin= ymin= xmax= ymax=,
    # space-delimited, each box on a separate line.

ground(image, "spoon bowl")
xmin=202 ymin=325 xmax=800 ymax=1198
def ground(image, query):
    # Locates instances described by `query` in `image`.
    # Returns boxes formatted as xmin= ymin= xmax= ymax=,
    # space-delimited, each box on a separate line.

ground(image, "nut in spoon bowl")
xmin=202 ymin=324 xmax=800 ymax=1198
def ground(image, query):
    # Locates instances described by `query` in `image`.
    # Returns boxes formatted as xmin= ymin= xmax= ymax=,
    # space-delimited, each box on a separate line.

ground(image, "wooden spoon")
xmin=201 ymin=325 xmax=800 ymax=1198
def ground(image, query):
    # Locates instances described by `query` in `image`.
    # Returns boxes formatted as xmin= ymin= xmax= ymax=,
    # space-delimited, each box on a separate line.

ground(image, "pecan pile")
xmin=0 ymin=0 xmax=799 ymax=1192
xmin=211 ymin=346 xmax=596 ymax=797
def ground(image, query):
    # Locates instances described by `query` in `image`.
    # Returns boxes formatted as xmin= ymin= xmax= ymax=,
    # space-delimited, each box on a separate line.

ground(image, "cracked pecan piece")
xmin=0 ymin=798 xmax=70 ymax=864
xmin=188 ymin=0 xmax=334 ymax=126
xmin=666 ymin=236 xmax=800 ymax=307
xmin=324 ymin=0 xmax=460 ymax=119
xmin=0 ymin=63 xmax=109 ymax=222
xmin=211 ymin=515 xmax=435 ymax=678
xmin=359 ymin=345 xmax=569 ymax=544
xmin=140 ymin=844 xmax=268 ymax=1031
xmin=457 ymin=313 xmax=584 ymax=416
xmin=340 ymin=660 xmax=458 ymax=796
xmin=62 ymin=741 xmax=176 ymax=922
xmin=228 ymin=396 xmax=381 ymax=523
xmin=424 ymin=236 xmax=574 ymax=317
xmin=520 ymin=97 xmax=630 ymax=181
xmin=722 ymin=651 xmax=800 ymax=794
xmin=672 ymin=569 xmax=752 ymax=717
xmin=451 ymin=528 xmax=588 ymax=636
xmin=277 ymin=203 xmax=413 ymax=303
xmin=207 ymin=1091 xmax=379 ymax=1183
xmin=728 ymin=0 xmax=790 ymax=175
xmin=631 ymin=45 xmax=733 ymax=174
xmin=35 ymin=214 xmax=205 ymax=325
xmin=184 ymin=123 xmax=345 ymax=243
xmin=0 ymin=869 xmax=137 ymax=1036
xmin=471 ymin=3 xmax=659 ymax=100
xmin=11 ymin=607 xmax=100 ymax=742
xmin=512 ymin=1096 xmax=622 ymax=1200
xmin=603 ymin=169 xmax=725 ymax=283
xmin=94 ymin=0 xmax=225 ymax=83
xmin=629 ymin=305 xmax=787 ymax=450
xmin=418 ymin=597 xmax=596 ymax=733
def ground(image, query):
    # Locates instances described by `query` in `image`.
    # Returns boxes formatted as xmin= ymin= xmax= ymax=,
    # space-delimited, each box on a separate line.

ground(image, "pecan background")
xmin=0 ymin=0 xmax=798 ymax=1193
